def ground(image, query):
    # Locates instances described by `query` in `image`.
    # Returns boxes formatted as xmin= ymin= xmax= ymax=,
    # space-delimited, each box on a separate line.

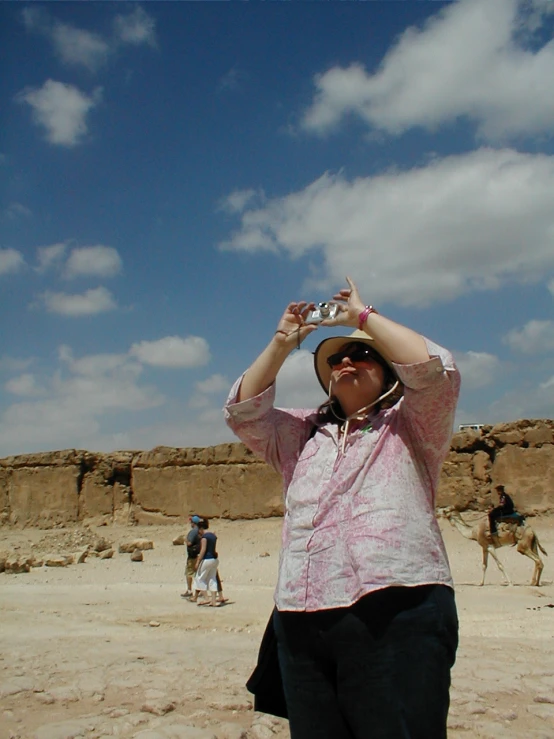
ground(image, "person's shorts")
xmin=185 ymin=557 xmax=197 ymax=578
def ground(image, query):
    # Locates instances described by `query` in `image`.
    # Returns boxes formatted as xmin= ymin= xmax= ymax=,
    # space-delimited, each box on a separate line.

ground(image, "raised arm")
xmin=325 ymin=276 xmax=429 ymax=365
xmin=238 ymin=301 xmax=319 ymax=402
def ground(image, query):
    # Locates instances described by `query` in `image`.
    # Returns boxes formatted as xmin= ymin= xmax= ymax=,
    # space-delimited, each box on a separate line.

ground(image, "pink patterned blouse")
xmin=224 ymin=338 xmax=460 ymax=612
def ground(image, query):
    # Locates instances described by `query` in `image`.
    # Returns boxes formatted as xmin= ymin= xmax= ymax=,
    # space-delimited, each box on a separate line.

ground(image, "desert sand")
xmin=1 ymin=514 xmax=553 ymax=739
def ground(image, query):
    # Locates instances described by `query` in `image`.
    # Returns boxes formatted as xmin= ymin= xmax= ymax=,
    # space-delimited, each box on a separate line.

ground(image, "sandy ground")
xmin=1 ymin=514 xmax=553 ymax=739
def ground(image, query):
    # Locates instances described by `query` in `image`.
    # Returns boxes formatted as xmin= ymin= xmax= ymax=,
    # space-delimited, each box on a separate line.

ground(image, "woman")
xmin=224 ymin=277 xmax=460 ymax=739
xmin=191 ymin=519 xmax=220 ymax=607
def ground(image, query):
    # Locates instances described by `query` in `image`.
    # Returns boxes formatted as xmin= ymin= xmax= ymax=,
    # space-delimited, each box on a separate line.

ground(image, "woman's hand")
xmin=320 ymin=276 xmax=366 ymax=328
xmin=273 ymin=301 xmax=319 ymax=349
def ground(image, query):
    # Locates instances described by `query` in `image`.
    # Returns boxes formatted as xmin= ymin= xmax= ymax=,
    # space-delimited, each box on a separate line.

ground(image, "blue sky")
xmin=1 ymin=0 xmax=554 ymax=457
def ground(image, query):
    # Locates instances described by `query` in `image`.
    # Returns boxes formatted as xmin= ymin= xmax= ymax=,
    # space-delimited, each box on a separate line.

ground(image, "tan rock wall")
xmin=437 ymin=419 xmax=554 ymax=514
xmin=0 ymin=419 xmax=552 ymax=528
xmin=8 ymin=466 xmax=81 ymax=527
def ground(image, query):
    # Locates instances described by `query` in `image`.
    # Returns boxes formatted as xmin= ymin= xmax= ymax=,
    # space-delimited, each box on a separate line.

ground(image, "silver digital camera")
xmin=305 ymin=302 xmax=339 ymax=325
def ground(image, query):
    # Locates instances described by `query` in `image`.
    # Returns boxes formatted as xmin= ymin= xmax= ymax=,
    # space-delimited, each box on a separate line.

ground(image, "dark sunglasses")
xmin=326 ymin=346 xmax=384 ymax=369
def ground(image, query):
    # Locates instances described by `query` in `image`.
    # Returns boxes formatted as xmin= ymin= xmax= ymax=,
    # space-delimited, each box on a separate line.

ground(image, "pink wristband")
xmin=358 ymin=305 xmax=378 ymax=330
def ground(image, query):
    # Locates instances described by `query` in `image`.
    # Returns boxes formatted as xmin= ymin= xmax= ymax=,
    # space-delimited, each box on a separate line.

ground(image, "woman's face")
xmin=328 ymin=342 xmax=387 ymax=412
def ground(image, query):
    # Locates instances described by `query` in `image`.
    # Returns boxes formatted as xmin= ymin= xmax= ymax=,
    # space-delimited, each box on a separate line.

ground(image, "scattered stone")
xmin=173 ymin=534 xmax=186 ymax=545
xmin=99 ymin=549 xmax=114 ymax=559
xmin=45 ymin=555 xmax=73 ymax=568
xmin=259 ymin=552 xmax=270 ymax=558
xmin=35 ymin=692 xmax=55 ymax=705
xmin=501 ymin=710 xmax=518 ymax=721
xmin=534 ymin=694 xmax=554 ymax=704
xmin=108 ymin=708 xmax=129 ymax=718
xmin=119 ymin=539 xmax=154 ymax=554
xmin=74 ymin=549 xmax=88 ymax=564
xmin=149 ymin=621 xmax=160 ymax=628
xmin=4 ymin=557 xmax=32 ymax=574
xmin=131 ymin=549 xmax=144 ymax=562
xmin=140 ymin=699 xmax=176 ymax=716
xmin=215 ymin=723 xmax=249 ymax=739
xmin=48 ymin=685 xmax=82 ymax=703
xmin=250 ymin=724 xmax=274 ymax=739
xmin=93 ymin=536 xmax=113 ymax=553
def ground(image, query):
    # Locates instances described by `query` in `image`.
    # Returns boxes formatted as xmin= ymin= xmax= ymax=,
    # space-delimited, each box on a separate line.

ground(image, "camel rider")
xmin=488 ymin=484 xmax=516 ymax=537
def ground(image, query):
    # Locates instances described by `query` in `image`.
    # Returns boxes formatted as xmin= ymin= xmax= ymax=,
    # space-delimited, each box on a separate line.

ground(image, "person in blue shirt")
xmin=193 ymin=519 xmax=221 ymax=607
xmin=181 ymin=515 xmax=202 ymax=598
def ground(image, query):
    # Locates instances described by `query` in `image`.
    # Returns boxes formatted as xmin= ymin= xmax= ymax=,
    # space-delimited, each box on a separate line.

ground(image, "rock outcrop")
xmin=0 ymin=419 xmax=552 ymax=528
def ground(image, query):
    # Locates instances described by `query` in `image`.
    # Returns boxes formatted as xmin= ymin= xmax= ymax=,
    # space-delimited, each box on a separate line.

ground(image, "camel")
xmin=440 ymin=507 xmax=548 ymax=586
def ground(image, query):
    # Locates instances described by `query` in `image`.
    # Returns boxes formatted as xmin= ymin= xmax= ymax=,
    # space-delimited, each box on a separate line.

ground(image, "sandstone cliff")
xmin=0 ymin=419 xmax=552 ymax=528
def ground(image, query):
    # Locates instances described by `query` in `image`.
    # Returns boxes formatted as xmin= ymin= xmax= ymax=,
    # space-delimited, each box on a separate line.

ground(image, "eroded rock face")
xmin=438 ymin=419 xmax=554 ymax=513
xmin=0 ymin=419 xmax=552 ymax=528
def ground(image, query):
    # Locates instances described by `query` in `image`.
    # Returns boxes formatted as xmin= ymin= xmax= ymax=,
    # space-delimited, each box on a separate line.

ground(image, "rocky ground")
xmin=1 ymin=514 xmax=553 ymax=739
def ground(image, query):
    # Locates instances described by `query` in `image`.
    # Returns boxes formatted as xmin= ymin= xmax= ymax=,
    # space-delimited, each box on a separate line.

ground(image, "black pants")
xmin=274 ymin=585 xmax=458 ymax=739
xmin=489 ymin=506 xmax=513 ymax=534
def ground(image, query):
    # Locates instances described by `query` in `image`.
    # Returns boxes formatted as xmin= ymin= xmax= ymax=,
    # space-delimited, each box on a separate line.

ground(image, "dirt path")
xmin=1 ymin=516 xmax=553 ymax=739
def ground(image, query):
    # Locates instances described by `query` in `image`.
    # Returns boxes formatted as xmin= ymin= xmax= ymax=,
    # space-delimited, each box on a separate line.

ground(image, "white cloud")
xmin=301 ymin=0 xmax=554 ymax=141
xmin=485 ymin=373 xmax=554 ymax=423
xmin=17 ymin=79 xmax=102 ymax=147
xmin=0 ymin=342 xmax=322 ymax=456
xmin=86 ymin=415 xmax=234 ymax=454
xmin=219 ymin=189 xmax=261 ymax=214
xmin=503 ymin=320 xmax=554 ymax=353
xmin=189 ymin=394 xmax=211 ymax=410
xmin=22 ymin=5 xmax=156 ymax=73
xmin=275 ymin=350 xmax=327 ymax=410
xmin=3 ymin=203 xmax=32 ymax=220
xmin=5 ymin=373 xmax=44 ymax=397
xmin=0 ymin=248 xmax=25 ymax=275
xmin=195 ymin=374 xmax=230 ymax=394
xmin=452 ymin=350 xmax=501 ymax=389
xmin=130 ymin=336 xmax=211 ymax=369
xmin=22 ymin=7 xmax=53 ymax=34
xmin=40 ymin=287 xmax=117 ymax=316
xmin=221 ymin=148 xmax=554 ymax=307
xmin=0 ymin=356 xmax=33 ymax=373
xmin=51 ymin=22 xmax=109 ymax=71
xmin=0 ymin=347 xmax=164 ymax=455
xmin=60 ymin=347 xmax=137 ymax=378
xmin=113 ymin=7 xmax=157 ymax=46
xmin=64 ymin=245 xmax=122 ymax=279
xmin=217 ymin=66 xmax=248 ymax=93
xmin=36 ymin=242 xmax=67 ymax=272
xmin=541 ymin=374 xmax=554 ymax=391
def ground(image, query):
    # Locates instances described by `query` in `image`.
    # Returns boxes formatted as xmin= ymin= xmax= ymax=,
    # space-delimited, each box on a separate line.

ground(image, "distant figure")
xmin=193 ymin=519 xmax=220 ymax=607
xmin=488 ymin=485 xmax=515 ymax=537
xmin=181 ymin=515 xmax=202 ymax=598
